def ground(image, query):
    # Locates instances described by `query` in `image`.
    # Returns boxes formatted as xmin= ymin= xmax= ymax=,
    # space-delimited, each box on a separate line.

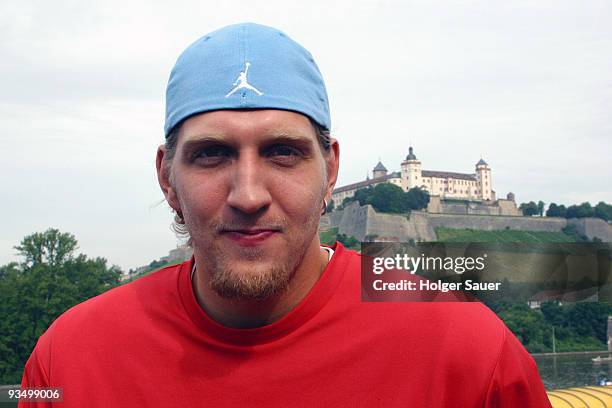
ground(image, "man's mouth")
xmin=221 ymin=228 xmax=281 ymax=246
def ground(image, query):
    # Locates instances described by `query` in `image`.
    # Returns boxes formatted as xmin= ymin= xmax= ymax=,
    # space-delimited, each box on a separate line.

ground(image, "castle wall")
xmin=335 ymin=202 xmax=370 ymax=240
xmin=362 ymin=210 xmax=413 ymax=241
xmin=322 ymin=204 xmax=612 ymax=243
xmin=568 ymin=218 xmax=612 ymax=242
xmin=427 ymin=196 xmax=442 ymax=213
xmin=426 ymin=213 xmax=567 ymax=232
xmin=408 ymin=211 xmax=438 ymax=242
xmin=466 ymin=203 xmax=499 ymax=216
xmin=497 ymin=199 xmax=521 ymax=216
xmin=323 ymin=203 xmax=437 ymax=242
xmin=426 ymin=198 xmax=520 ymax=216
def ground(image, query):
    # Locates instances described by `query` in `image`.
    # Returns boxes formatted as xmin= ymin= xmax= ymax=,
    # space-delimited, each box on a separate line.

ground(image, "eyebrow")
xmin=180 ymin=132 xmax=315 ymax=151
xmin=264 ymin=133 xmax=315 ymax=146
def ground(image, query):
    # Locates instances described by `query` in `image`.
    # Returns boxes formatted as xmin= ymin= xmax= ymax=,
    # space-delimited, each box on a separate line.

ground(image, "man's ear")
xmin=156 ymin=145 xmax=181 ymax=212
xmin=324 ymin=138 xmax=340 ymax=202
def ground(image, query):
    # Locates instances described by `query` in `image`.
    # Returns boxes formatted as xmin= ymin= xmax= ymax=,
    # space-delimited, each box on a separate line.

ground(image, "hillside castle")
xmin=331 ymin=146 xmax=520 ymax=216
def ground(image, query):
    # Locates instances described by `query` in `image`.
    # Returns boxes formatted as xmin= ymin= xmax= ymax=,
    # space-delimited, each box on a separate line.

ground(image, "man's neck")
xmin=192 ymin=239 xmax=331 ymax=329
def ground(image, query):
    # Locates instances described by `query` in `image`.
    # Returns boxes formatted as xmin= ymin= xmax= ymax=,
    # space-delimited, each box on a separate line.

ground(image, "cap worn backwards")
xmin=164 ymin=22 xmax=331 ymax=137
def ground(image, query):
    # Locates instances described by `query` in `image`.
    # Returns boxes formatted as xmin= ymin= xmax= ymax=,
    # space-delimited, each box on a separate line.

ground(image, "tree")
xmin=546 ymin=203 xmax=567 ymax=218
xmin=540 ymin=301 xmax=565 ymax=327
xmin=325 ymin=200 xmax=335 ymax=214
xmin=405 ymin=187 xmax=430 ymax=210
xmin=15 ymin=229 xmax=78 ymax=268
xmin=565 ymin=302 xmax=612 ymax=342
xmin=354 ymin=186 xmax=374 ymax=206
xmin=370 ymin=183 xmax=407 ymax=213
xmin=339 ymin=196 xmax=358 ymax=210
xmin=519 ymin=201 xmax=539 ymax=216
xmin=566 ymin=202 xmax=594 ymax=219
xmin=497 ymin=303 xmax=551 ymax=353
xmin=537 ymin=201 xmax=545 ymax=217
xmin=335 ymin=184 xmax=430 ymax=214
xmin=0 ymin=230 xmax=122 ymax=384
xmin=594 ymin=201 xmax=612 ymax=222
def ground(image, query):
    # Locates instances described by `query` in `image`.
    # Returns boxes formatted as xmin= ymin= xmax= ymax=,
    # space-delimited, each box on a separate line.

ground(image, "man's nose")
xmin=226 ymin=153 xmax=272 ymax=214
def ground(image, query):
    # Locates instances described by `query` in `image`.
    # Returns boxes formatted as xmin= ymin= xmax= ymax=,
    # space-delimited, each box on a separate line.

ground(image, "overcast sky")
xmin=1 ymin=0 xmax=610 ymax=271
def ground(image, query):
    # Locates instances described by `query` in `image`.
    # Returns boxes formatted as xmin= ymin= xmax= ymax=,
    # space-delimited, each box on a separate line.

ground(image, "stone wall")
xmin=326 ymin=202 xmax=370 ymax=240
xmin=497 ymin=199 xmax=521 ymax=216
xmin=426 ymin=213 xmax=567 ymax=232
xmin=362 ymin=210 xmax=413 ymax=241
xmin=568 ymin=218 xmax=612 ymax=242
xmin=408 ymin=211 xmax=438 ymax=241
xmin=322 ymin=204 xmax=612 ymax=242
xmin=322 ymin=203 xmax=436 ymax=242
xmin=427 ymin=196 xmax=442 ymax=213
xmin=426 ymin=196 xmax=520 ymax=216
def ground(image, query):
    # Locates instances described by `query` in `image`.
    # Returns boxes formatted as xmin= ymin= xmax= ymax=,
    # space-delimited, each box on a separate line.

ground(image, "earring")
xmin=321 ymin=199 xmax=328 ymax=215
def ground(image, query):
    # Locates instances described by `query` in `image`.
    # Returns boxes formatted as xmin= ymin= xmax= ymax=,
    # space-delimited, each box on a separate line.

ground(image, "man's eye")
xmin=267 ymin=145 xmax=303 ymax=166
xmin=268 ymin=145 xmax=301 ymax=157
xmin=193 ymin=146 xmax=231 ymax=165
xmin=198 ymin=146 xmax=230 ymax=157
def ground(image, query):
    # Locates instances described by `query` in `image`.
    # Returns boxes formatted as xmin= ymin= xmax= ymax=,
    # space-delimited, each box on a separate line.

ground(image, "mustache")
xmin=212 ymin=218 xmax=287 ymax=233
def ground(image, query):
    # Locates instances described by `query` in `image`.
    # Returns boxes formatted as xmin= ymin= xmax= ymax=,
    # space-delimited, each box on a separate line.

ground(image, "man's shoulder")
xmin=372 ymin=301 xmax=507 ymax=344
xmin=42 ymin=261 xmax=188 ymax=341
xmin=329 ymin=245 xmax=507 ymax=346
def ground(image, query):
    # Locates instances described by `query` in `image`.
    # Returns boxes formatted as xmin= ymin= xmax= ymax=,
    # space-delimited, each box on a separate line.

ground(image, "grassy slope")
xmin=319 ymin=227 xmax=339 ymax=246
xmin=434 ymin=227 xmax=579 ymax=243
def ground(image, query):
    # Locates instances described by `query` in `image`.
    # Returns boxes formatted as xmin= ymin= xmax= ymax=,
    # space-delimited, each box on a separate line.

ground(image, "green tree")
xmin=594 ymin=201 xmax=612 ymax=222
xmin=497 ymin=303 xmax=551 ymax=353
xmin=0 ymin=230 xmax=122 ymax=384
xmin=334 ymin=184 xmax=430 ymax=214
xmin=15 ymin=229 xmax=78 ymax=268
xmin=519 ymin=201 xmax=539 ymax=216
xmin=405 ymin=187 xmax=430 ymax=210
xmin=325 ymin=200 xmax=335 ymax=214
xmin=546 ymin=203 xmax=567 ymax=218
xmin=370 ymin=183 xmax=407 ymax=213
xmin=354 ymin=186 xmax=374 ymax=206
xmin=566 ymin=202 xmax=594 ymax=219
xmin=565 ymin=302 xmax=612 ymax=343
xmin=537 ymin=201 xmax=545 ymax=217
xmin=540 ymin=301 xmax=565 ymax=327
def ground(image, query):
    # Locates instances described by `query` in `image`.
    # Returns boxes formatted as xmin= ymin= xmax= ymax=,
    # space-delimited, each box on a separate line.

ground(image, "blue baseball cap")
xmin=164 ymin=22 xmax=331 ymax=137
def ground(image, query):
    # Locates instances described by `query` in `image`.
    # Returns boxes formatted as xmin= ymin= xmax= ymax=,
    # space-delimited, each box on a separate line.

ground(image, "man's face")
xmin=157 ymin=109 xmax=339 ymax=299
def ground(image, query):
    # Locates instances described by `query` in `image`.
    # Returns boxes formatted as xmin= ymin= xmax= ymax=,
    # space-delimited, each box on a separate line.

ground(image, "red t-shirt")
xmin=20 ymin=242 xmax=551 ymax=407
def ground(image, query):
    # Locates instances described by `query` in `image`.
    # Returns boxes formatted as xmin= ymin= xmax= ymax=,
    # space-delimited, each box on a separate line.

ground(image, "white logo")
xmin=225 ymin=62 xmax=263 ymax=97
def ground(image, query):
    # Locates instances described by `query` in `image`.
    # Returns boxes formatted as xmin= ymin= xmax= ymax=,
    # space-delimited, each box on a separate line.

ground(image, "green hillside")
xmin=434 ymin=227 xmax=580 ymax=243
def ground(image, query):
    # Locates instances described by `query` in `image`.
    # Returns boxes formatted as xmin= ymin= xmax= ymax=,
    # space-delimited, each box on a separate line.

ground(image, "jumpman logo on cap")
xmin=225 ymin=62 xmax=264 ymax=97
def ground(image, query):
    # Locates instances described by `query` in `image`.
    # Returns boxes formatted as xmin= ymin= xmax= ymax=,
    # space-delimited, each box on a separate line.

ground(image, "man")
xmin=20 ymin=23 xmax=552 ymax=407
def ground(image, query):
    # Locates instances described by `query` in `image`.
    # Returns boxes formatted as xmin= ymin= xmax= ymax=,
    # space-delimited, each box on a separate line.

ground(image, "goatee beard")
xmin=208 ymin=245 xmax=305 ymax=300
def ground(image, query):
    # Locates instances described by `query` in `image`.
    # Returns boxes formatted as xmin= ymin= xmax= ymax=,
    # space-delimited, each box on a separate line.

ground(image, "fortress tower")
xmin=476 ymin=158 xmax=492 ymax=200
xmin=401 ymin=147 xmax=421 ymax=191
xmin=372 ymin=161 xmax=388 ymax=179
